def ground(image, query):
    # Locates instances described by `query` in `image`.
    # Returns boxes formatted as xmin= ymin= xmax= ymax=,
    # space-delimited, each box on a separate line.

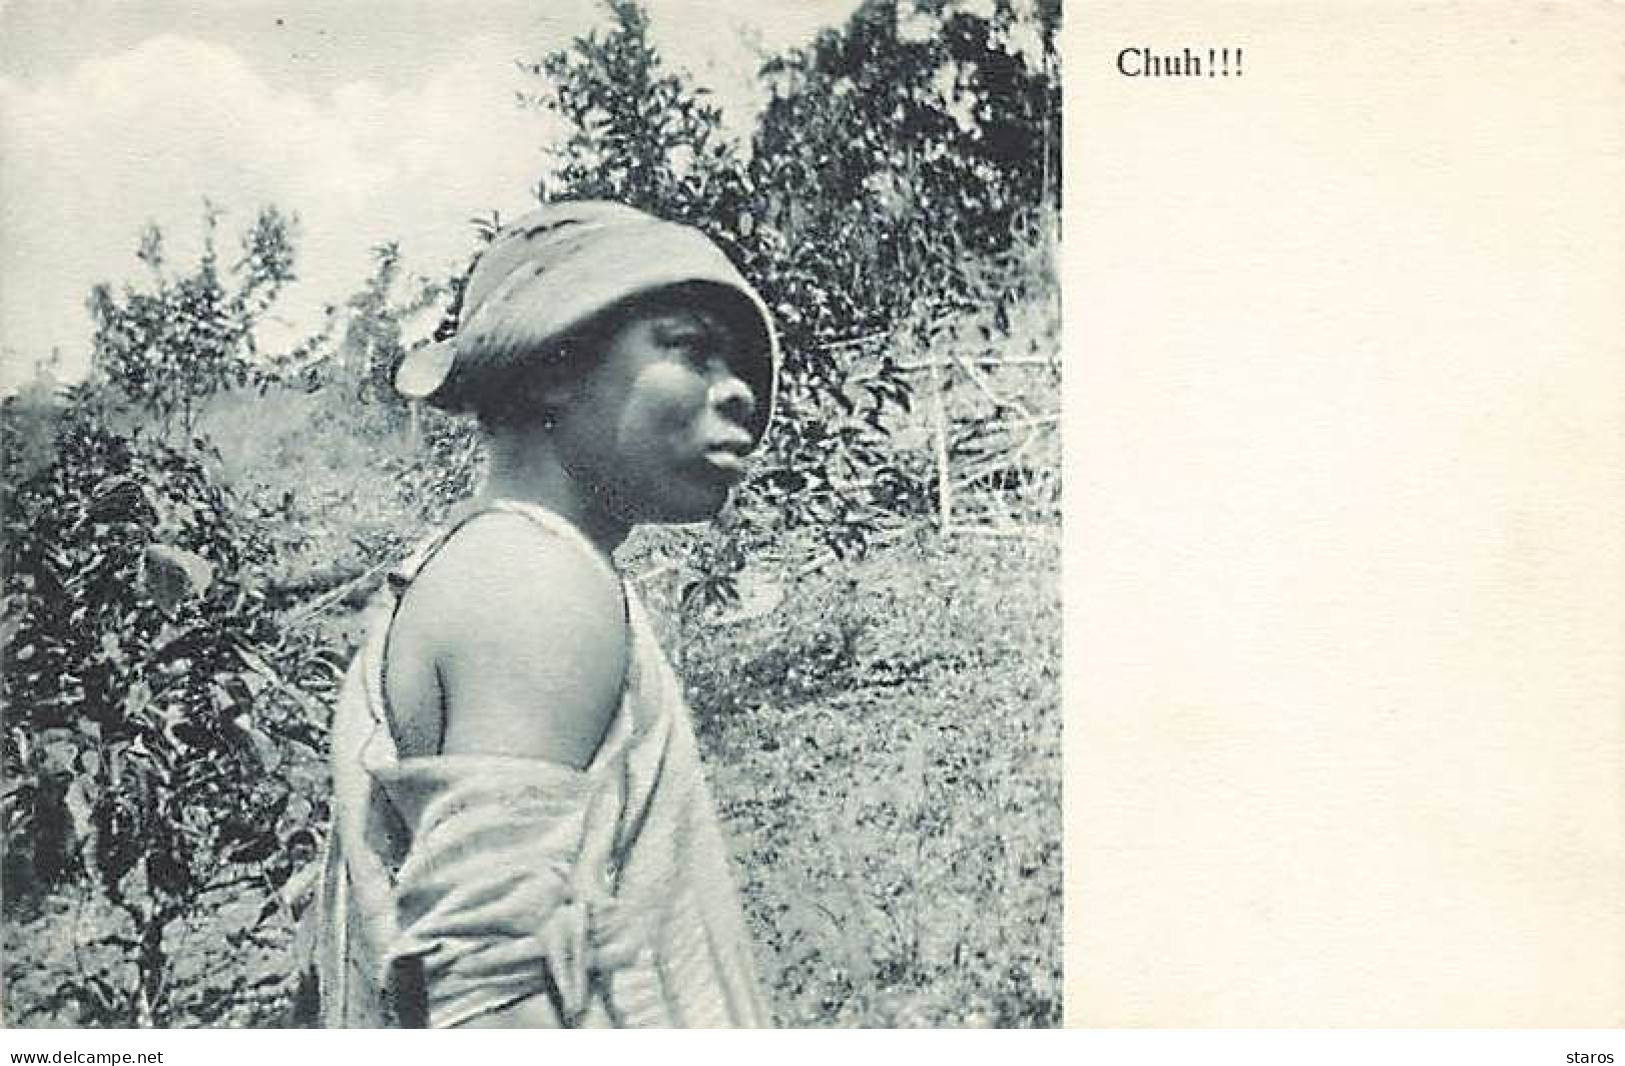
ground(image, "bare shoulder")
xmin=391 ymin=511 xmax=628 ymax=768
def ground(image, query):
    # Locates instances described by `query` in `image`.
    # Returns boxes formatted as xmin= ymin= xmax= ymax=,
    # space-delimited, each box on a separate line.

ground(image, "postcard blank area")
xmin=1065 ymin=4 xmax=1625 ymax=1026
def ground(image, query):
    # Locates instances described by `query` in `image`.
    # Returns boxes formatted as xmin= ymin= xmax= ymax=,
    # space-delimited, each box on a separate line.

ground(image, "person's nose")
xmin=708 ymin=360 xmax=757 ymax=427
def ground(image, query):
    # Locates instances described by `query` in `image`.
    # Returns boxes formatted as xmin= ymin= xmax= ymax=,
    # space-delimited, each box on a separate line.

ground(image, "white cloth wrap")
xmin=375 ymin=757 xmax=665 ymax=1028
xmin=303 ymin=500 xmax=770 ymax=1028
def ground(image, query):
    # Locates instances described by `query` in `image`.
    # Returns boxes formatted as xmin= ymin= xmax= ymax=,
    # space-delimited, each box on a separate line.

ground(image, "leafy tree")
xmin=740 ymin=0 xmax=1058 ymax=538
xmin=88 ymin=205 xmax=297 ymax=441
xmin=521 ymin=0 xmax=1057 ymax=535
xmin=521 ymin=0 xmax=926 ymax=564
xmin=520 ymin=0 xmax=746 ymax=227
xmin=1 ymin=406 xmax=330 ymax=1025
xmin=751 ymin=0 xmax=1058 ymax=325
xmin=333 ymin=241 xmax=450 ymax=411
xmin=7 ymin=228 xmax=334 ymax=1025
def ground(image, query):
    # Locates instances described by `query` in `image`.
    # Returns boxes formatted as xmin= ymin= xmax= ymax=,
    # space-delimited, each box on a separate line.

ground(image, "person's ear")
xmin=530 ymin=340 xmax=583 ymax=427
xmin=539 ymin=375 xmax=577 ymax=425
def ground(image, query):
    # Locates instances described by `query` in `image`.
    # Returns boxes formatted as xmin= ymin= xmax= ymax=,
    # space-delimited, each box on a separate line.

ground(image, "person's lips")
xmin=701 ymin=441 xmax=751 ymax=479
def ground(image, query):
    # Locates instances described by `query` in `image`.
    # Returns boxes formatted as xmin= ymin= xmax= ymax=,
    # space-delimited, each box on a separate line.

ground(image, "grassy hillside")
xmin=4 ymin=527 xmax=1059 ymax=1029
xmin=684 ymin=534 xmax=1061 ymax=1026
xmin=3 ymin=228 xmax=1060 ymax=1030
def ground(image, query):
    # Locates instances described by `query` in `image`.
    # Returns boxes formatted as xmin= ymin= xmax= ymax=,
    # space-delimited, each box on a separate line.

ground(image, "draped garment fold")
xmin=298 ymin=500 xmax=769 ymax=1028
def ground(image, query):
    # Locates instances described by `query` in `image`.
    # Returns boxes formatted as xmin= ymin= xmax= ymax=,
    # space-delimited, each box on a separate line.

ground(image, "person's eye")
xmin=654 ymin=321 xmax=711 ymax=362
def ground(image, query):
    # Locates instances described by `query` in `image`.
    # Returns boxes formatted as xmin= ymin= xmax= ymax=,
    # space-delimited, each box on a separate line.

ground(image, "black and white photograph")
xmin=1 ymin=0 xmax=1061 ymax=1029
xmin=7 ymin=0 xmax=1625 ymax=1053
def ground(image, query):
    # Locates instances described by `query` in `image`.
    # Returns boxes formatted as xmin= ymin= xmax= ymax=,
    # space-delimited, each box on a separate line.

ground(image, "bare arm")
xmin=392 ymin=514 xmax=628 ymax=1028
xmin=406 ymin=511 xmax=628 ymax=767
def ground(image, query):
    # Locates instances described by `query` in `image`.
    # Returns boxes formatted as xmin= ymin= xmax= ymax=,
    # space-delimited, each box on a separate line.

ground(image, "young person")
xmin=299 ymin=201 xmax=778 ymax=1028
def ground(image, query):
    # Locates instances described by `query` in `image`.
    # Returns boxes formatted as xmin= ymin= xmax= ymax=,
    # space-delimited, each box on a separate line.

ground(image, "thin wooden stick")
xmin=894 ymin=356 xmax=1057 ymax=372
xmin=232 ymin=644 xmax=333 ymax=737
xmin=631 ymin=559 xmax=684 ymax=586
xmin=813 ymin=331 xmax=891 ymax=353
xmin=283 ymin=559 xmax=392 ymax=627
xmin=960 ymin=524 xmax=1060 ymax=546
xmin=946 ymin=345 xmax=1030 ymax=419
xmin=792 ymin=523 xmax=917 ymax=579
xmin=930 ymin=348 xmax=952 ymax=536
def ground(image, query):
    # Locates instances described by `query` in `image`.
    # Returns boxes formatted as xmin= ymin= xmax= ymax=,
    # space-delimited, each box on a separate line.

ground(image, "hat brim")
xmin=395 ymin=220 xmax=780 ymax=442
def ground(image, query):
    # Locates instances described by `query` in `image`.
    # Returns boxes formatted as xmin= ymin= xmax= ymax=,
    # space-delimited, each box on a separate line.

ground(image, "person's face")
xmin=550 ymin=294 xmax=761 ymax=525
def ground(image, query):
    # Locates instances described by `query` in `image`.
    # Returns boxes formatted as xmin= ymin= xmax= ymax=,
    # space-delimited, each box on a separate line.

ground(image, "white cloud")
xmin=0 ymin=32 xmax=557 ymax=386
xmin=0 ymin=3 xmax=864 ymax=389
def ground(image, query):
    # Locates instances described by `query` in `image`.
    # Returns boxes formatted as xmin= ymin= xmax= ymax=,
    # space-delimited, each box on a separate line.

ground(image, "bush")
xmin=87 ymin=206 xmax=296 ymax=442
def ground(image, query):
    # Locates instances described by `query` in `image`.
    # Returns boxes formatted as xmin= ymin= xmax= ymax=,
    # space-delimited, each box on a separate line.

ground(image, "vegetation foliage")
xmin=3 ymin=0 xmax=1059 ymax=1028
xmin=87 ymin=206 xmax=297 ymax=441
xmin=2 ymin=408 xmax=331 ymax=1025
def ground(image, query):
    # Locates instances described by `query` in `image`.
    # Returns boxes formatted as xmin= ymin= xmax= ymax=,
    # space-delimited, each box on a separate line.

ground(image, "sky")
xmin=0 ymin=0 xmax=863 ymax=389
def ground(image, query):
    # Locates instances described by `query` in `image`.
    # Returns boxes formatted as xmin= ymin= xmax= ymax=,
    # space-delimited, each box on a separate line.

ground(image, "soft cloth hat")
xmin=395 ymin=201 xmax=780 ymax=442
